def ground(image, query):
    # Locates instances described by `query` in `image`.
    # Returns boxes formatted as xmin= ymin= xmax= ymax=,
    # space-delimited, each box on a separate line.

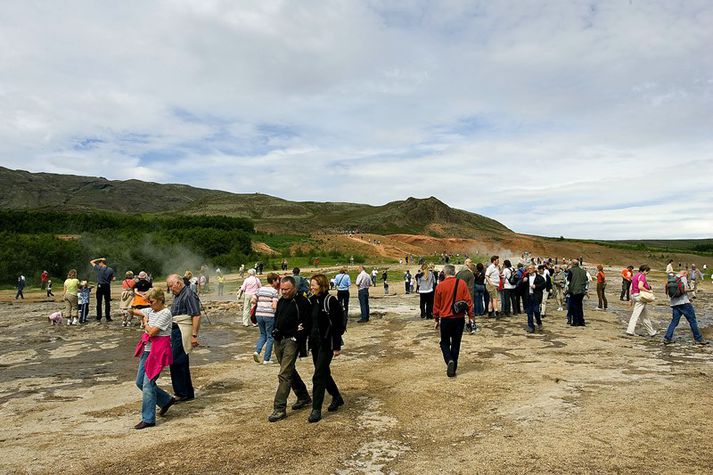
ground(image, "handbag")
xmin=638 ymin=290 xmax=655 ymax=303
xmin=451 ymin=279 xmax=469 ymax=316
xmin=249 ymin=303 xmax=258 ymax=324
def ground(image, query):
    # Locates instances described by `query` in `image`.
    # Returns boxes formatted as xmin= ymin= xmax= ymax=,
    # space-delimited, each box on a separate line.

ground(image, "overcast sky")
xmin=1 ymin=1 xmax=712 ymax=239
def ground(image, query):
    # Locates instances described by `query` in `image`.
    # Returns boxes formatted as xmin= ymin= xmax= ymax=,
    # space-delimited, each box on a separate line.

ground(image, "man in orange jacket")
xmin=434 ymin=264 xmax=474 ymax=377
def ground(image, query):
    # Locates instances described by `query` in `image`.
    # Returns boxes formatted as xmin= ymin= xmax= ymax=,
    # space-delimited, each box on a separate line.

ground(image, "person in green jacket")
xmin=567 ymin=259 xmax=588 ymax=326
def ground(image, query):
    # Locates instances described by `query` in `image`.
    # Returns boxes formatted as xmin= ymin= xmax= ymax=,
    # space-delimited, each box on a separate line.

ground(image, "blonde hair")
xmin=146 ymin=287 xmax=166 ymax=304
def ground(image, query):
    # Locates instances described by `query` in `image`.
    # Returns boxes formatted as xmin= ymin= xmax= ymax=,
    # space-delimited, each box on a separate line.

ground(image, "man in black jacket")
xmin=520 ymin=265 xmax=546 ymax=333
xmin=268 ymin=276 xmax=312 ymax=422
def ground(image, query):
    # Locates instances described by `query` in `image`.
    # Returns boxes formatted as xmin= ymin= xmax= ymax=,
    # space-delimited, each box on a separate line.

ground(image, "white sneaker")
xmin=557 ymin=307 xmax=563 ymax=311
xmin=253 ymin=352 xmax=260 ymax=363
xmin=263 ymin=360 xmax=273 ymax=365
xmin=71 ymin=318 xmax=78 ymax=325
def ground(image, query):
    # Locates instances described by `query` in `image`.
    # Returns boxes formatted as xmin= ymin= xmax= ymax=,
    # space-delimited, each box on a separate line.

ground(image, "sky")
xmin=1 ymin=0 xmax=712 ymax=240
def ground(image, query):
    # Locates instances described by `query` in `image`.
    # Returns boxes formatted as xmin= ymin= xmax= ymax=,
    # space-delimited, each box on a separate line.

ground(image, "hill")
xmin=0 ymin=167 xmax=510 ymax=238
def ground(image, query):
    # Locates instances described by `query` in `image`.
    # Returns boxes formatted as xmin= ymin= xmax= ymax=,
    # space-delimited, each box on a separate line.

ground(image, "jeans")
xmin=95 ymin=283 xmax=111 ymax=321
xmin=525 ymin=298 xmax=542 ymax=329
xmin=337 ymin=290 xmax=349 ymax=321
xmin=136 ymin=351 xmax=172 ymax=424
xmin=358 ymin=288 xmax=370 ymax=321
xmin=255 ymin=316 xmax=275 ymax=361
xmin=419 ymin=291 xmax=434 ymax=318
xmin=273 ymin=338 xmax=309 ymax=411
xmin=311 ymin=340 xmax=341 ymax=411
xmin=664 ymin=303 xmax=703 ymax=342
xmin=79 ymin=303 xmax=89 ymax=322
xmin=170 ymin=324 xmax=194 ymax=399
xmin=474 ymin=285 xmax=486 ymax=316
xmin=439 ymin=317 xmax=465 ymax=371
xmin=596 ymin=282 xmax=608 ymax=309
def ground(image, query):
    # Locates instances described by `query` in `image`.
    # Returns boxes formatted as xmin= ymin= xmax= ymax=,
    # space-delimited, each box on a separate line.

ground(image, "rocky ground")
xmin=1 ymin=272 xmax=712 ymax=474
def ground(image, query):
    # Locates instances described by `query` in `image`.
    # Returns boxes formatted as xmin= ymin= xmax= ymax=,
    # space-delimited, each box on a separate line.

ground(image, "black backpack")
xmin=324 ymin=294 xmax=347 ymax=335
xmin=507 ymin=268 xmax=519 ymax=285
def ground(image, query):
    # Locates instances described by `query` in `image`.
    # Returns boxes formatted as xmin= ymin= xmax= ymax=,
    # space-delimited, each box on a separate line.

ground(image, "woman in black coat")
xmin=307 ymin=274 xmax=345 ymax=423
xmin=518 ymin=264 xmax=547 ymax=333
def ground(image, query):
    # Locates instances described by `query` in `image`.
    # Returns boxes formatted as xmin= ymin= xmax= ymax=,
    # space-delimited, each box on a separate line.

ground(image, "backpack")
xmin=295 ymin=275 xmax=309 ymax=295
xmin=323 ymin=295 xmax=347 ymax=335
xmin=507 ymin=268 xmax=519 ymax=285
xmin=666 ymin=275 xmax=686 ymax=299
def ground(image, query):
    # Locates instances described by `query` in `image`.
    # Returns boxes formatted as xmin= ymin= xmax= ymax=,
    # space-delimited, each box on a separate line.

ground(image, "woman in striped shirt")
xmin=251 ymin=273 xmax=281 ymax=364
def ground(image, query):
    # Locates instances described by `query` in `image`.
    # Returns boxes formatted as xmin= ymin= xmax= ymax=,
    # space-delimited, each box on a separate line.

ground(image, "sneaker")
xmin=526 ymin=326 xmax=535 ymax=333
xmin=71 ymin=318 xmax=78 ymax=325
xmin=327 ymin=396 xmax=344 ymax=412
xmin=291 ymin=398 xmax=312 ymax=410
xmin=694 ymin=339 xmax=709 ymax=345
xmin=253 ymin=352 xmax=260 ymax=363
xmin=262 ymin=360 xmax=273 ymax=365
xmin=268 ymin=410 xmax=287 ymax=422
xmin=446 ymin=360 xmax=456 ymax=378
xmin=537 ymin=324 xmax=543 ymax=332
xmin=663 ymin=339 xmax=673 ymax=345
xmin=557 ymin=307 xmax=563 ymax=311
xmin=122 ymin=321 xmax=127 ymax=327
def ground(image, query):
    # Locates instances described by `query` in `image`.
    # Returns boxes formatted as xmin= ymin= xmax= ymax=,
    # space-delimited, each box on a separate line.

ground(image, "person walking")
xmin=252 ymin=273 xmax=280 ymax=365
xmin=15 ymin=274 xmax=26 ymax=300
xmin=689 ymin=264 xmax=703 ymax=298
xmin=567 ymin=259 xmax=588 ymax=327
xmin=63 ymin=269 xmax=80 ymax=325
xmin=433 ymin=264 xmax=473 ymax=377
xmin=663 ymin=270 xmax=708 ymax=345
xmin=166 ymin=274 xmax=201 ymax=402
xmin=551 ymin=266 xmax=567 ymax=311
xmin=417 ymin=264 xmax=436 ymax=319
xmin=355 ymin=266 xmax=371 ymax=323
xmin=333 ymin=268 xmax=351 ymax=321
xmin=40 ymin=270 xmax=49 ymax=290
xmin=268 ymin=276 xmax=312 ymax=422
xmin=456 ymin=259 xmax=477 ymax=333
xmin=307 ymin=274 xmax=345 ymax=423
xmin=90 ymin=257 xmax=116 ymax=322
xmin=130 ymin=288 xmax=175 ymax=429
xmin=595 ymin=265 xmax=608 ymax=310
xmin=46 ymin=279 xmax=54 ymax=298
xmin=404 ymin=270 xmax=412 ymax=294
xmin=216 ymin=273 xmax=225 ymax=296
xmin=238 ymin=269 xmax=261 ymax=327
xmin=626 ymin=265 xmax=657 ymax=337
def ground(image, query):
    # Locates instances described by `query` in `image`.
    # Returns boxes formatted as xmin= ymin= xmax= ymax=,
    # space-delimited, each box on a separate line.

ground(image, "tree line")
xmin=0 ymin=210 xmax=255 ymax=286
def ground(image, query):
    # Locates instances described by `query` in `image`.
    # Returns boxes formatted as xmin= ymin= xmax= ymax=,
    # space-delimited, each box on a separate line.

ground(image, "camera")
xmin=271 ymin=327 xmax=283 ymax=341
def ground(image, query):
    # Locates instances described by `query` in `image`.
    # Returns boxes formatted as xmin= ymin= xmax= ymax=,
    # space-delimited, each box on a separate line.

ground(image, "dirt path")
xmin=1 ymin=285 xmax=712 ymax=474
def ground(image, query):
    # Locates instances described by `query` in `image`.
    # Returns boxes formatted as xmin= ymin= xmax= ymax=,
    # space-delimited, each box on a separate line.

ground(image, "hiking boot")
xmin=537 ymin=324 xmax=543 ymax=332
xmin=663 ymin=339 xmax=673 ymax=345
xmin=446 ymin=360 xmax=456 ymax=378
xmin=327 ymin=396 xmax=344 ymax=412
xmin=291 ymin=398 xmax=312 ymax=410
xmin=268 ymin=410 xmax=287 ymax=422
xmin=253 ymin=352 xmax=260 ymax=363
xmin=526 ymin=326 xmax=535 ymax=333
xmin=308 ymin=410 xmax=322 ymax=423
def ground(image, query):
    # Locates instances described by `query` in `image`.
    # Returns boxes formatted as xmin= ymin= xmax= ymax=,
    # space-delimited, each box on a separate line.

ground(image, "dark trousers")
xmin=513 ymin=292 xmax=522 ymax=314
xmin=419 ymin=291 xmax=434 ymax=318
xmin=439 ymin=317 xmax=465 ymax=370
xmin=170 ymin=325 xmax=195 ymax=399
xmin=358 ymin=288 xmax=369 ymax=321
xmin=502 ymin=289 xmax=513 ymax=315
xmin=404 ymin=282 xmax=410 ymax=294
xmin=15 ymin=289 xmax=24 ymax=299
xmin=337 ymin=290 xmax=349 ymax=321
xmin=311 ymin=341 xmax=341 ymax=411
xmin=525 ymin=298 xmax=542 ymax=329
xmin=79 ymin=303 xmax=89 ymax=322
xmin=95 ymin=283 xmax=112 ymax=320
xmin=483 ymin=289 xmax=490 ymax=315
xmin=274 ymin=338 xmax=309 ymax=411
xmin=570 ymin=293 xmax=586 ymax=326
xmin=597 ymin=282 xmax=608 ymax=309
xmin=620 ymin=279 xmax=630 ymax=300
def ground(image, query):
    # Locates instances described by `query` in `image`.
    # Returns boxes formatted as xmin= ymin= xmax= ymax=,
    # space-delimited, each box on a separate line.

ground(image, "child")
xmin=46 ymin=280 xmax=54 ymax=298
xmin=120 ymin=271 xmax=136 ymax=327
xmin=48 ymin=311 xmax=63 ymax=325
xmin=78 ymin=281 xmax=92 ymax=324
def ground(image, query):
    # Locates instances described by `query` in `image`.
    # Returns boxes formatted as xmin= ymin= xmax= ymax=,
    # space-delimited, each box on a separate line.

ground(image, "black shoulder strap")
xmin=451 ymin=279 xmax=460 ymax=308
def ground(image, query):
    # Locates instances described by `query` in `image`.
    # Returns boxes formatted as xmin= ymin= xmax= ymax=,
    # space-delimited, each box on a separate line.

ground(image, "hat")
xmin=138 ymin=271 xmax=148 ymax=279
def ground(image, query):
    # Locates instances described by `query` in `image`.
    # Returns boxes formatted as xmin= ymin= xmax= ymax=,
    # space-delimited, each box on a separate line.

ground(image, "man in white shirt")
xmin=485 ymin=256 xmax=501 ymax=318
xmin=356 ymin=266 xmax=372 ymax=323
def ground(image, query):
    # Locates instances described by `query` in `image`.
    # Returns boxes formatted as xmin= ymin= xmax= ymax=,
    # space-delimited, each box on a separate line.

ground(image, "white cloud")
xmin=0 ymin=0 xmax=712 ymax=238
